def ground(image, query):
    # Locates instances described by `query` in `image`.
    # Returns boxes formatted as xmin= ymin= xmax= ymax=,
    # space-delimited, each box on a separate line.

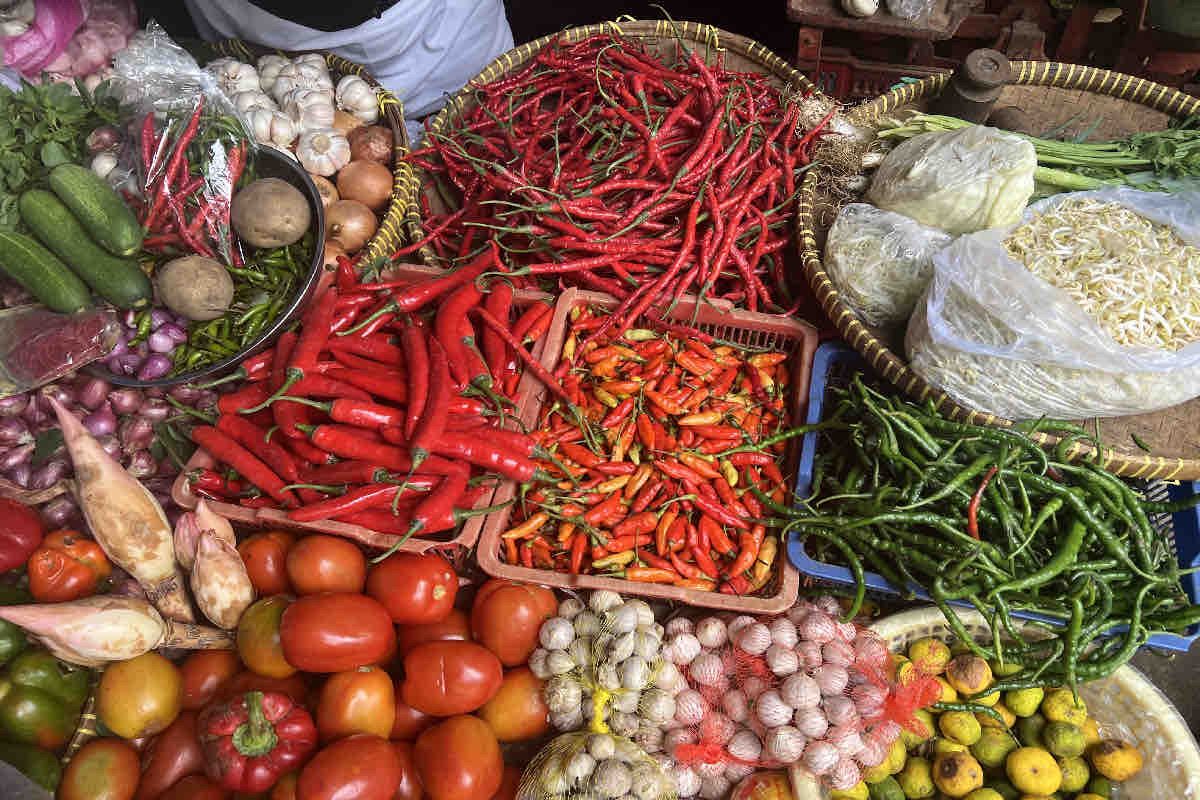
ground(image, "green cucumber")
xmin=47 ymin=164 xmax=143 ymax=257
xmin=19 ymin=189 xmax=152 ymax=310
xmin=0 ymin=233 xmax=91 ymax=313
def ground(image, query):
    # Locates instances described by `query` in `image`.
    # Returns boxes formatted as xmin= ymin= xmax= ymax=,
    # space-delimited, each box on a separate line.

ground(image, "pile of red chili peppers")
xmin=404 ymin=31 xmax=828 ymax=320
xmin=136 ymin=98 xmax=249 ymax=266
xmin=500 ymin=303 xmax=793 ymax=594
xmin=185 ymin=251 xmax=558 ymax=552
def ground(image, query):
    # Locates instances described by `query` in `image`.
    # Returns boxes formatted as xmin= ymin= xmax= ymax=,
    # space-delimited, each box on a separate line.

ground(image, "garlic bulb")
xmin=609 ymin=711 xmax=639 ymax=737
xmin=296 ymin=130 xmax=350 ymax=176
xmin=768 ymin=617 xmax=798 ymax=648
xmin=588 ymin=733 xmax=617 ymax=760
xmin=780 ymin=673 xmax=821 ymax=710
xmin=725 ymin=763 xmax=755 ymax=783
xmin=726 ymin=615 xmax=756 ymax=638
xmin=664 ymin=617 xmax=694 ymax=637
xmin=551 ymin=706 xmax=584 ymax=731
xmin=597 ymin=662 xmax=621 ymax=691
xmin=797 ymin=610 xmax=837 ymax=643
xmin=610 ymin=603 xmax=640 ymax=634
xmin=653 ymin=661 xmax=685 ymax=693
xmin=634 ymin=631 xmax=660 ymax=660
xmin=529 ymin=648 xmax=552 ymax=679
xmin=620 ymin=656 xmax=650 ymax=690
xmin=694 ymin=617 xmax=727 ymax=649
xmin=698 ymin=711 xmax=736 ymax=746
xmin=741 ymin=675 xmax=769 ymax=700
xmin=567 ymin=637 xmax=593 ymax=669
xmin=855 ymin=733 xmax=889 ymax=767
xmin=336 ymin=74 xmax=380 ymax=123
xmin=574 ymin=610 xmax=602 ymax=637
xmin=640 ymin=689 xmax=676 ymax=725
xmin=814 ymin=663 xmax=849 ymax=696
xmin=257 ymin=54 xmax=290 ymax=93
xmin=627 ymin=600 xmax=655 ymax=627
xmin=851 ymin=683 xmax=887 ymax=717
xmin=559 ymin=597 xmax=585 ymax=619
xmin=797 ymin=639 xmax=824 ymax=670
xmin=545 ymin=675 xmax=583 ymax=714
xmin=688 ymin=652 xmax=725 ymax=687
xmin=233 ymin=90 xmax=277 ymax=114
xmin=735 ymin=622 xmax=772 ymax=655
xmin=673 ymin=689 xmax=707 ymax=726
xmin=630 ymin=761 xmax=666 ymax=798
xmin=829 ymin=758 xmax=863 ymax=791
xmin=590 ymin=590 xmax=623 ymax=613
xmin=663 ymin=727 xmax=696 ymax=754
xmin=823 ymin=695 xmax=858 ymax=727
xmin=671 ymin=765 xmax=701 ymax=798
xmin=285 ymin=89 xmax=337 ymax=131
xmin=698 ymin=775 xmax=730 ymax=800
xmin=565 ymin=751 xmax=596 ymax=783
xmin=722 ymin=689 xmax=749 ymax=723
xmin=246 ymin=109 xmax=299 ymax=148
xmin=541 ymin=616 xmax=576 ymax=650
xmin=827 ymin=723 xmax=864 ymax=757
xmin=663 ymin=633 xmax=701 ymax=665
xmin=292 ymin=53 xmax=330 ymax=73
xmin=547 ymin=650 xmax=576 ymax=676
xmin=765 ymin=643 xmax=799 ymax=677
xmin=841 ymin=0 xmax=879 ymax=17
xmin=272 ymin=61 xmax=333 ymax=101
xmin=802 ymin=741 xmax=840 ymax=776
xmin=610 ymin=631 xmax=637 ymax=662
xmin=594 ymin=760 xmax=633 ymax=798
xmin=634 ymin=724 xmax=664 ymax=754
xmin=727 ymin=729 xmax=763 ymax=762
xmin=793 ymin=707 xmax=829 ymax=739
xmin=695 ymin=761 xmax=726 ymax=781
xmin=853 ymin=632 xmax=889 ymax=668
xmin=756 ymin=689 xmax=794 ymax=728
xmin=207 ymin=58 xmax=260 ymax=95
xmin=766 ymin=725 xmax=807 ymax=763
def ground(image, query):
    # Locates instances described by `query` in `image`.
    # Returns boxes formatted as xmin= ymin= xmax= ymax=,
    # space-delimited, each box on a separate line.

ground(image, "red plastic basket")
xmin=170 ymin=264 xmax=556 ymax=556
xmin=476 ymin=288 xmax=817 ymax=612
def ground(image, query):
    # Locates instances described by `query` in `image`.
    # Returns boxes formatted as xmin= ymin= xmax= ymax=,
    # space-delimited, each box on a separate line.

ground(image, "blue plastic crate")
xmin=786 ymin=341 xmax=1200 ymax=652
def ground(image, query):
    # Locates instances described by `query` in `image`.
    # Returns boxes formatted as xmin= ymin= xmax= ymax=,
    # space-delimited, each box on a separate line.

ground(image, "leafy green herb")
xmin=31 ymin=429 xmax=64 ymax=467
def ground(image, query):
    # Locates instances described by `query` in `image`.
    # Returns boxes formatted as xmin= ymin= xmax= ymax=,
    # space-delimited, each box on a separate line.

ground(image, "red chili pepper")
xmin=253 ymin=287 xmax=338 ymax=409
xmin=471 ymin=306 xmax=576 ymax=406
xmin=218 ymin=383 xmax=271 ymax=418
xmin=299 ymin=461 xmax=389 ymax=485
xmin=408 ymin=337 xmax=452 ymax=472
xmin=378 ymin=467 xmax=469 ymax=554
xmin=189 ymin=469 xmax=246 ymax=498
xmin=300 ymin=425 xmax=460 ymax=475
xmin=728 ymin=452 xmax=773 ymax=467
xmin=655 ymin=458 xmax=708 ymax=485
xmin=429 ymin=431 xmax=539 ymax=482
xmin=200 ymin=350 xmax=274 ymax=388
xmin=215 ymin=414 xmax=301 ymax=484
xmin=329 ymin=335 xmax=404 ymax=365
xmin=694 ymin=495 xmax=750 ymax=531
xmin=287 ymin=477 xmax=438 ymax=523
xmin=481 ymin=280 xmax=513 ymax=380
xmin=669 ymin=549 xmax=701 ymax=579
xmin=584 ymin=493 xmax=624 ymax=527
xmin=601 ymin=397 xmax=636 ymax=429
xmin=721 ymin=574 xmax=752 ymax=595
xmin=569 ymin=532 xmax=587 ymax=574
xmin=376 ymin=246 xmax=496 ymax=312
xmin=400 ymin=318 xmax=429 ymax=438
xmin=559 ymin=442 xmax=601 ymax=469
xmin=191 ymin=426 xmax=297 ymax=508
xmin=967 ymin=466 xmax=997 ymax=540
xmin=690 ymin=545 xmax=719 ymax=580
xmin=612 ymin=511 xmax=657 ymax=538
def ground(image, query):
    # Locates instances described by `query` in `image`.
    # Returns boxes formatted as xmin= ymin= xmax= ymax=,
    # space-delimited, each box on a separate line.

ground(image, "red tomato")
xmin=136 ymin=711 xmax=205 ymax=800
xmin=413 ymin=716 xmax=502 ymax=800
xmin=237 ymin=531 xmax=295 ymax=596
xmin=366 ymin=553 xmax=457 ymax=625
xmin=470 ymin=580 xmax=557 ymax=666
xmin=390 ymin=693 xmax=435 ymax=741
xmin=297 ymin=734 xmax=402 ymax=800
xmin=237 ymin=596 xmax=297 ymax=679
xmin=397 ymin=609 xmax=471 ymax=657
xmin=286 ymin=536 xmax=367 ymax=595
xmin=216 ymin=672 xmax=311 ymax=707
xmin=281 ymin=593 xmax=397 ymax=673
xmin=160 ymin=775 xmax=231 ymax=800
xmin=59 ymin=738 xmax=141 ymax=800
xmin=476 ymin=667 xmax=549 ymax=742
xmin=490 ymin=767 xmax=520 ymax=800
xmin=179 ymin=651 xmax=241 ymax=711
xmin=400 ymin=642 xmax=502 ymax=716
xmin=270 ymin=774 xmax=298 ymax=800
xmin=317 ymin=666 xmax=396 ymax=742
xmin=391 ymin=741 xmax=423 ymax=800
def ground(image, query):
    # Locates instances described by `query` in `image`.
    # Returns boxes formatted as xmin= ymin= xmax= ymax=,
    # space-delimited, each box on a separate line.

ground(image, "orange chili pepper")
xmin=624 ymin=463 xmax=653 ymax=499
xmin=611 ymin=421 xmax=636 ymax=463
xmin=622 ymin=567 xmax=678 ymax=583
xmin=645 ymin=389 xmax=685 ymax=416
xmin=557 ymin=521 xmax=577 ymax=544
xmin=636 ymin=413 xmax=656 ymax=450
xmin=699 ymin=514 xmax=737 ymax=557
xmin=677 ymin=410 xmax=722 ymax=426
xmin=505 ymin=538 xmax=518 ymax=564
xmin=728 ymin=524 xmax=765 ymax=576
xmin=656 ymin=509 xmax=678 ymax=555
xmin=591 ymin=355 xmax=621 ymax=378
xmin=569 ymin=532 xmax=587 ymax=574
xmin=599 ymin=380 xmax=641 ymax=396
xmin=683 ymin=388 xmax=710 ymax=411
xmin=678 ymin=452 xmax=722 ymax=480
xmin=673 ymin=577 xmax=716 ymax=591
xmin=613 ymin=511 xmax=658 ymax=538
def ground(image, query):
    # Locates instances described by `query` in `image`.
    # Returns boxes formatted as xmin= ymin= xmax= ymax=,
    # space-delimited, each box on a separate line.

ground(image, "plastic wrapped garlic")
xmin=519 ymin=732 xmax=675 ymax=800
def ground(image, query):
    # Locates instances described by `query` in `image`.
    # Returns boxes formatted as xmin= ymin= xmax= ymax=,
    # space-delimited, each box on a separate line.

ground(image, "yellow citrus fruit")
xmin=887 ymin=736 xmax=909 ymax=775
xmin=932 ymin=752 xmax=984 ymax=798
xmin=829 ymin=781 xmax=869 ymax=800
xmin=946 ymin=656 xmax=994 ymax=696
xmin=979 ymin=703 xmax=1016 ymax=730
xmin=889 ymin=653 xmax=911 ymax=682
xmin=897 ymin=756 xmax=936 ymax=799
xmin=902 ymin=708 xmax=937 ymax=749
xmin=973 ymin=690 xmax=1000 ymax=708
xmin=1080 ymin=717 xmax=1101 ymax=747
xmin=1041 ymin=689 xmax=1087 ymax=726
xmin=940 ymin=711 xmax=983 ymax=746
xmin=862 ymin=759 xmax=893 ymax=785
xmin=1041 ymin=722 xmax=1086 ymax=758
xmin=1076 ymin=795 xmax=1106 ymax=800
xmin=1005 ymin=747 xmax=1062 ymax=796
xmin=932 ymin=737 xmax=968 ymax=757
xmin=1057 ymin=755 xmax=1090 ymax=793
xmin=990 ymin=660 xmax=1023 ymax=678
xmin=935 ymin=676 xmax=959 ymax=703
xmin=963 ymin=791 xmax=1004 ymax=800
xmin=971 ymin=727 xmax=1019 ymax=769
xmin=1088 ymin=739 xmax=1144 ymax=782
xmin=1004 ymin=688 xmax=1044 ymax=718
xmin=908 ymin=637 xmax=953 ymax=675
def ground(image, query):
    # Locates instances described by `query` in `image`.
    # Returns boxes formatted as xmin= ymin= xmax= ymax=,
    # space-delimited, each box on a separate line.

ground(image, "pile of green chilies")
xmin=781 ymin=376 xmax=1200 ymax=692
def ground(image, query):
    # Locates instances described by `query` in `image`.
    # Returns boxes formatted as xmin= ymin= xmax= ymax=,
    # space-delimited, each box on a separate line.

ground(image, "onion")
xmin=348 ymin=125 xmax=393 ymax=165
xmin=326 ymin=200 xmax=377 ymax=253
xmin=0 ymin=444 xmax=33 ymax=472
xmin=109 ymin=389 xmax=143 ymax=415
xmin=150 ymin=309 xmax=174 ymax=329
xmin=113 ymin=354 xmax=142 ymax=376
xmin=41 ymin=496 xmax=78 ymax=528
xmin=336 ymin=161 xmax=391 ymax=212
xmin=40 ymin=385 xmax=72 ymax=408
xmin=7 ymin=462 xmax=30 ymax=489
xmin=0 ymin=395 xmax=27 ymax=417
xmin=137 ymin=355 xmax=172 ymax=382
xmin=119 ymin=416 xmax=154 ymax=453
xmin=323 ymin=240 xmax=347 ymax=269
xmin=77 ymin=378 xmax=111 ymax=410
xmin=30 ymin=459 xmax=69 ymax=490
xmin=168 ymin=384 xmax=202 ymax=405
xmin=147 ymin=330 xmax=175 ymax=354
xmin=107 ymin=338 xmax=129 ymax=359
xmin=332 ymin=109 xmax=362 ymax=134
xmin=159 ymin=324 xmax=188 ymax=345
xmin=0 ymin=418 xmax=30 ymax=447
xmin=138 ymin=398 xmax=170 ymax=423
xmin=311 ymin=175 xmax=338 ymax=210
xmin=122 ymin=310 xmax=138 ymax=328
xmin=83 ymin=404 xmax=117 ymax=437
xmin=127 ymin=450 xmax=157 ymax=479
xmin=86 ymin=125 xmax=122 ymax=155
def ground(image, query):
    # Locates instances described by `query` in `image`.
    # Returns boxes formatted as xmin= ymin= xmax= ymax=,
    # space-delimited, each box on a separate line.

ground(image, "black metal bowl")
xmin=95 ymin=147 xmax=326 ymax=388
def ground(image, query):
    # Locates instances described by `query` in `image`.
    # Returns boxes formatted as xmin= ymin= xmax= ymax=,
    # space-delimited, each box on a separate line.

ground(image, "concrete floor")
xmin=1133 ymin=646 xmax=1200 ymax=735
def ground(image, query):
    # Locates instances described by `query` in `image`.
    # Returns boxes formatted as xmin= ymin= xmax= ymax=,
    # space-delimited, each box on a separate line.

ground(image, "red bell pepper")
xmin=0 ymin=498 xmax=43 ymax=573
xmin=198 ymin=691 xmax=316 ymax=793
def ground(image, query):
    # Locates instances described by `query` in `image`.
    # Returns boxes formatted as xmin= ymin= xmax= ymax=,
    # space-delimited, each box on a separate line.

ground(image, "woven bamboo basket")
xmin=408 ymin=19 xmax=816 ymax=265
xmin=797 ymin=63 xmax=1200 ymax=479
xmin=202 ymin=40 xmax=422 ymax=263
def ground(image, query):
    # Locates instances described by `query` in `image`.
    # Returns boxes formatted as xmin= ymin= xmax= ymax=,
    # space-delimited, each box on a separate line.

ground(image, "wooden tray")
xmin=798 ymin=62 xmax=1200 ymax=480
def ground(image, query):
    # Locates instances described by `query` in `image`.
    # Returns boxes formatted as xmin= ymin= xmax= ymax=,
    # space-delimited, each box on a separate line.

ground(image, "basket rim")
xmin=797 ymin=62 xmax=1200 ymax=481
xmin=408 ymin=19 xmax=819 ymax=265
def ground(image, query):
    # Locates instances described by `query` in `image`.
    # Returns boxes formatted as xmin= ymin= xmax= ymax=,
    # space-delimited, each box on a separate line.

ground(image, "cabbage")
xmin=867 ymin=125 xmax=1037 ymax=234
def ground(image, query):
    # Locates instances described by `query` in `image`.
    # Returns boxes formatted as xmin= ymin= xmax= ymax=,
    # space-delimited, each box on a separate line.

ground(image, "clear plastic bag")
xmin=110 ymin=22 xmax=255 ymax=266
xmin=0 ymin=305 xmax=119 ymax=397
xmin=906 ymin=187 xmax=1200 ymax=419
xmin=824 ymin=203 xmax=952 ymax=328
xmin=867 ymin=125 xmax=1036 ymax=234
xmin=2 ymin=0 xmax=83 ymax=77
xmin=885 ymin=0 xmax=935 ymax=22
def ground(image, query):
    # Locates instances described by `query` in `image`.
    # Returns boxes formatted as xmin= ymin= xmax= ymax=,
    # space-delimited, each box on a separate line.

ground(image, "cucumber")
xmin=0 ymin=233 xmax=92 ymax=313
xmin=19 ymin=190 xmax=153 ymax=310
xmin=47 ymin=164 xmax=144 ymax=257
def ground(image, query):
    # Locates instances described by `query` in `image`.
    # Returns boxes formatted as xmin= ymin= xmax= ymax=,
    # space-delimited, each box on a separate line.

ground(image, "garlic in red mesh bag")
xmin=657 ymin=599 xmax=940 ymax=794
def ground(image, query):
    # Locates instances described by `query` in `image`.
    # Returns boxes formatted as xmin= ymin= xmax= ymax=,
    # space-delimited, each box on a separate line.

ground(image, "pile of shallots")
xmin=658 ymin=598 xmax=900 ymax=795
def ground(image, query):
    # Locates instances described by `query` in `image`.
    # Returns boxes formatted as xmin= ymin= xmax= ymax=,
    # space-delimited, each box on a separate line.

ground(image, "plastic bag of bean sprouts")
xmin=651 ymin=599 xmax=940 ymax=795
xmin=518 ymin=731 xmax=677 ymax=800
xmin=906 ymin=187 xmax=1200 ymax=419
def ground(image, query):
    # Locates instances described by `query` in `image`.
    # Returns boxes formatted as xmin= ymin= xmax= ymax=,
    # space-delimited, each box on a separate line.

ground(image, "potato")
xmin=232 ymin=177 xmax=311 ymax=248
xmin=156 ymin=256 xmax=235 ymax=321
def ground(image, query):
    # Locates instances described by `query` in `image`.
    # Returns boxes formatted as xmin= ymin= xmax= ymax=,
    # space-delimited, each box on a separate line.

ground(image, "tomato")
xmin=136 ymin=711 xmax=204 ymax=800
xmin=281 ymin=593 xmax=397 ymax=673
xmin=396 ymin=609 xmax=470 ymax=657
xmin=390 ymin=741 xmax=422 ymax=800
xmin=160 ymin=774 xmax=231 ymax=800
xmin=180 ymin=651 xmax=241 ymax=712
xmin=216 ymin=672 xmax=311 ymax=707
xmin=469 ymin=580 xmax=556 ymax=666
xmin=297 ymin=734 xmax=402 ymax=800
xmin=390 ymin=694 xmax=435 ymax=741
xmin=270 ymin=773 xmax=299 ymax=800
xmin=400 ymin=642 xmax=501 ymax=716
xmin=317 ymin=665 xmax=395 ymax=742
xmin=366 ymin=553 xmax=457 ymax=625
xmin=238 ymin=532 xmax=295 ymax=596
xmin=59 ymin=737 xmax=141 ymax=800
xmin=237 ymin=597 xmax=297 ymax=679
xmin=476 ymin=667 xmax=548 ymax=742
xmin=286 ymin=536 xmax=367 ymax=595
xmin=97 ymin=652 xmax=183 ymax=740
xmin=413 ymin=716 xmax=502 ymax=800
xmin=490 ymin=767 xmax=520 ymax=800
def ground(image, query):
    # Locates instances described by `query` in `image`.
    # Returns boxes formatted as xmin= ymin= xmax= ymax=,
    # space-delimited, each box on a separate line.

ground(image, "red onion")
xmin=96 ymin=434 xmax=122 ymax=460
xmin=137 ymin=397 xmax=170 ymax=423
xmin=40 ymin=495 xmax=78 ymax=528
xmin=121 ymin=309 xmax=138 ymax=328
xmin=21 ymin=396 xmax=47 ymax=425
xmin=0 ymin=443 xmax=33 ymax=472
xmin=40 ymin=385 xmax=72 ymax=408
xmin=0 ymin=395 xmax=28 ymax=417
xmin=108 ymin=388 xmax=142 ymax=415
xmin=132 ymin=340 xmax=149 ymax=359
xmin=136 ymin=355 xmax=172 ymax=382
xmin=168 ymin=384 xmax=201 ymax=404
xmin=107 ymin=338 xmax=129 ymax=358
xmin=147 ymin=330 xmax=174 ymax=354
xmin=119 ymin=416 xmax=154 ymax=453
xmin=83 ymin=403 xmax=117 ymax=437
xmin=7 ymin=462 xmax=30 ymax=489
xmin=77 ymin=377 xmax=111 ymax=410
xmin=113 ymin=354 xmax=141 ymax=376
xmin=159 ymin=324 xmax=188 ymax=345
xmin=30 ymin=459 xmax=69 ymax=490
xmin=86 ymin=125 xmax=122 ymax=154
xmin=0 ymin=418 xmax=30 ymax=447
xmin=145 ymin=387 xmax=165 ymax=399
xmin=126 ymin=449 xmax=157 ymax=479
xmin=150 ymin=309 xmax=174 ymax=329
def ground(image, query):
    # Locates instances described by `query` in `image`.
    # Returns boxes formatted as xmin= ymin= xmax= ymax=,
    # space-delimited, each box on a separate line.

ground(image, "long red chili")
xmin=287 ymin=477 xmax=438 ymax=523
xmin=400 ymin=318 xmax=429 ymax=438
xmin=471 ymin=306 xmax=575 ymax=406
xmin=190 ymin=426 xmax=297 ymax=507
xmin=408 ymin=337 xmax=452 ymax=471
xmin=251 ymin=286 xmax=338 ymax=410
xmin=481 ymin=280 xmax=513 ymax=380
xmin=215 ymin=414 xmax=302 ymax=484
xmin=967 ymin=466 xmax=997 ymax=540
xmin=429 ymin=432 xmax=539 ymax=482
